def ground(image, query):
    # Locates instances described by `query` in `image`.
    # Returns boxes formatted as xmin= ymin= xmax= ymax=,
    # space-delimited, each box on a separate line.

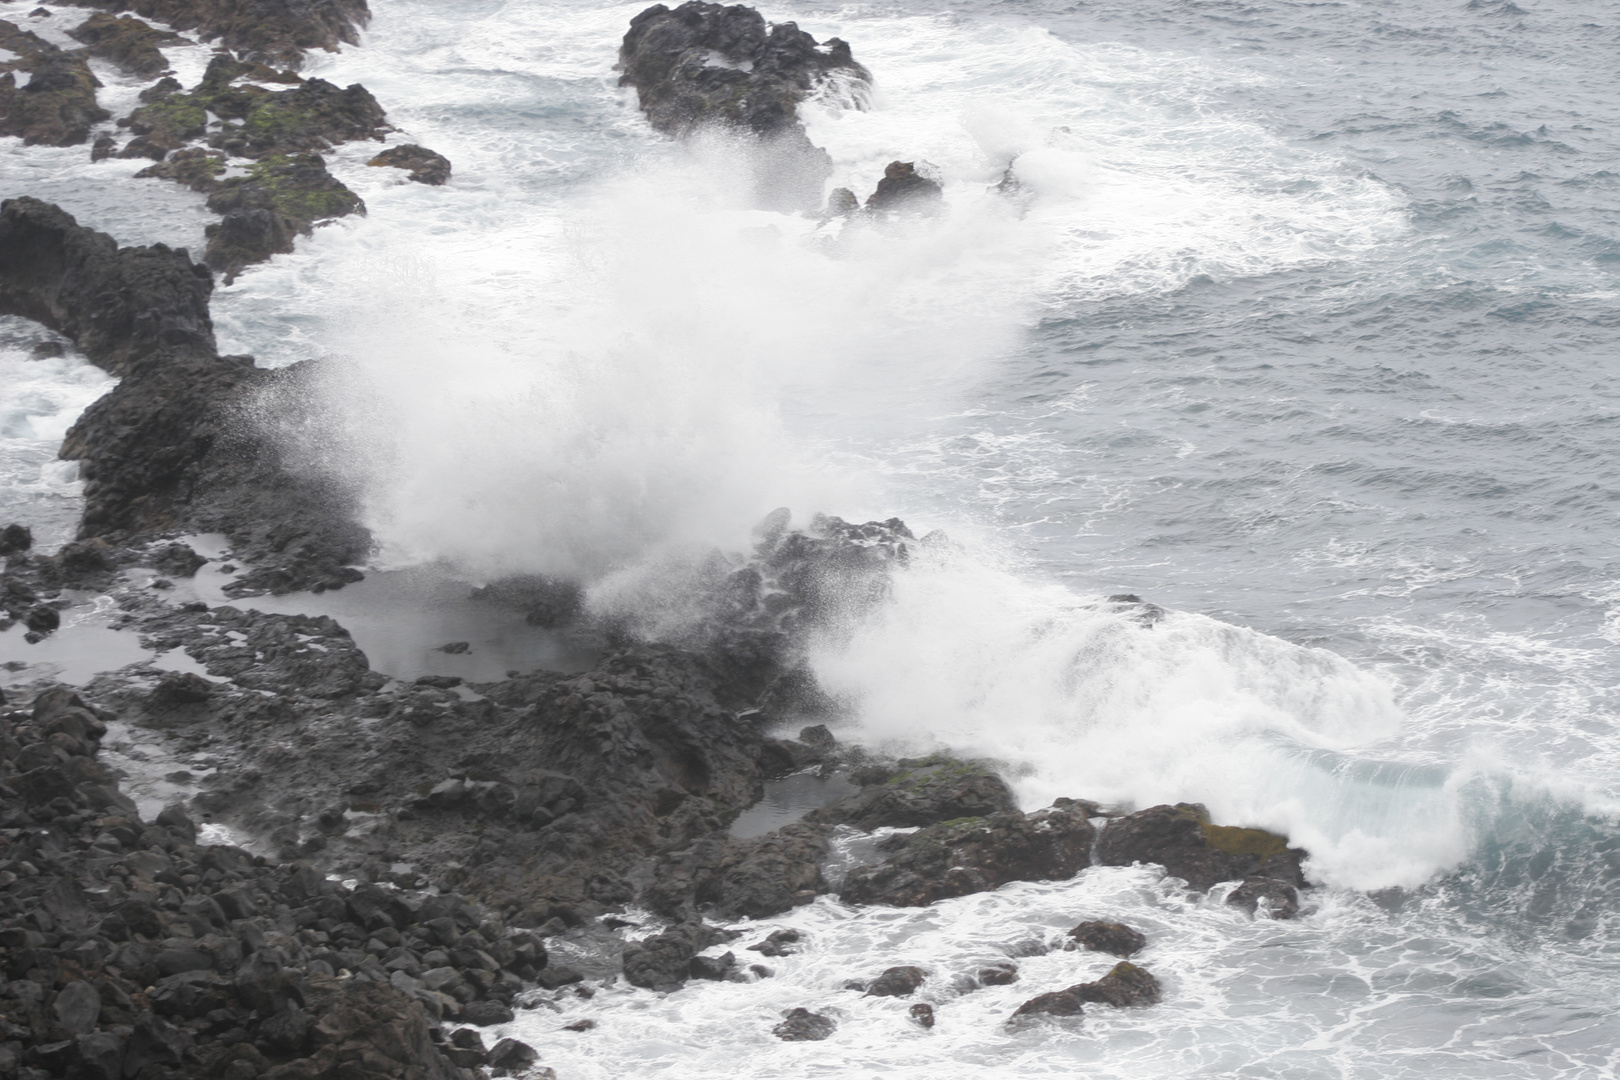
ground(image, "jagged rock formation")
xmin=0 ymin=19 xmax=110 ymax=145
xmin=618 ymin=1 xmax=871 ymax=211
xmin=0 ymin=684 xmax=540 ymax=1080
xmin=0 ymin=197 xmax=369 ymax=592
xmin=55 ymin=0 xmax=371 ymax=70
xmin=67 ymin=11 xmax=189 ymax=76
xmin=1096 ymin=802 xmax=1307 ymax=917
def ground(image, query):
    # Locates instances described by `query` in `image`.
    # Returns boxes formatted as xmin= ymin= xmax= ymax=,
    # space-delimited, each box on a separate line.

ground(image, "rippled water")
xmin=3 ymin=0 xmax=1619 ymax=1074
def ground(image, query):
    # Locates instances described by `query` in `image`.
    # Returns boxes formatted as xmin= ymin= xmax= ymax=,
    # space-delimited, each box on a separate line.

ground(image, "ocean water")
xmin=3 ymin=0 xmax=1620 ymax=1075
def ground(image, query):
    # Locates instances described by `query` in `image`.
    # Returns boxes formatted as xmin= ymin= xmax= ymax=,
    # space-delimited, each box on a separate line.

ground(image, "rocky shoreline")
xmin=3 ymin=2 xmax=1318 ymax=1076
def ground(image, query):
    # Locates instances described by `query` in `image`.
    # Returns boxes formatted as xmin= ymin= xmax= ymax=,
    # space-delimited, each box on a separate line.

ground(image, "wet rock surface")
xmin=1011 ymin=962 xmax=1162 ymax=1020
xmin=0 ymin=20 xmax=110 ymax=146
xmin=61 ymin=0 xmax=371 ymax=71
xmin=67 ymin=12 xmax=188 ymax=77
xmin=803 ymin=755 xmax=1018 ymax=831
xmin=1096 ymin=802 xmax=1307 ymax=902
xmin=772 ymin=1006 xmax=835 ymax=1041
xmin=1067 ymin=920 xmax=1146 ymax=958
xmin=839 ymin=802 xmax=1097 ymax=908
xmin=367 ymin=143 xmax=451 ymax=186
xmin=618 ymin=1 xmax=870 ymax=211
xmin=0 ymin=683 xmax=538 ymax=1080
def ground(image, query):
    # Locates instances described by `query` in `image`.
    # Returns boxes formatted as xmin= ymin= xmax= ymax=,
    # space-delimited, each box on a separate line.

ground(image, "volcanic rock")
xmin=865 ymin=965 xmax=925 ymax=998
xmin=772 ymin=1007 xmax=835 ymax=1041
xmin=864 ymin=161 xmax=943 ymax=215
xmin=1095 ymin=802 xmax=1306 ymax=893
xmin=368 ymin=143 xmax=452 ymax=185
xmin=1067 ymin=920 xmax=1146 ymax=958
xmin=804 ymin=754 xmax=1017 ymax=831
xmin=839 ymin=802 xmax=1095 ymax=907
xmin=60 ymin=0 xmax=372 ymax=71
xmin=67 ymin=12 xmax=188 ymax=77
xmin=0 ymin=24 xmax=110 ymax=146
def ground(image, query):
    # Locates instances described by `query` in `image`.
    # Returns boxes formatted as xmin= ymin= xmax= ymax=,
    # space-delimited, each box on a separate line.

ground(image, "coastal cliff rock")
xmin=618 ymin=1 xmax=870 ymax=211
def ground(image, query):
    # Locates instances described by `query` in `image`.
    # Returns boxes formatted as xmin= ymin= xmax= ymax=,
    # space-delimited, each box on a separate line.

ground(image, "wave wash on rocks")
xmin=0 ymin=5 xmax=1330 ymax=1068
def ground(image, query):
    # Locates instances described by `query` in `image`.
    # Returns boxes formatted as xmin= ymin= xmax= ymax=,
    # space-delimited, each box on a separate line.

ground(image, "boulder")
xmin=864 ymin=965 xmax=925 ymax=998
xmin=908 ymin=1002 xmax=934 ymax=1028
xmin=1067 ymin=920 xmax=1145 ymax=958
xmin=772 ymin=1007 xmax=835 ymax=1041
xmin=0 ymin=28 xmax=110 ymax=146
xmin=1095 ymin=803 xmax=1306 ymax=892
xmin=368 ymin=143 xmax=452 ymax=185
xmin=864 ymin=161 xmax=943 ymax=215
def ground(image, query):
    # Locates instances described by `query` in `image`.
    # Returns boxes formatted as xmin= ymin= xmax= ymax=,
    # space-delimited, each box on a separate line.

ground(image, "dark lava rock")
xmin=772 ymin=1007 xmax=836 ymax=1041
xmin=865 ymin=965 xmax=925 ymax=998
xmin=150 ymin=541 xmax=207 ymax=577
xmin=618 ymin=1 xmax=867 ymax=137
xmin=368 ymin=143 xmax=452 ymax=185
xmin=976 ymin=962 xmax=1018 ymax=986
xmin=22 ymin=603 xmax=58 ymax=634
xmin=746 ymin=928 xmax=801 ymax=957
xmin=694 ymin=821 xmax=830 ymax=919
xmin=1010 ymin=988 xmax=1085 ymax=1019
xmin=687 ymin=951 xmax=736 ymax=980
xmin=1068 ymin=920 xmax=1146 ymax=958
xmin=0 ymin=522 xmax=32 ymax=554
xmin=149 ymin=670 xmax=214 ymax=705
xmin=909 ymin=1002 xmax=935 ymax=1028
xmin=1227 ymin=876 xmax=1301 ymax=919
xmin=1095 ymin=802 xmax=1306 ymax=893
xmin=68 ymin=12 xmax=188 ymax=77
xmin=1071 ymin=961 xmax=1162 ymax=1007
xmin=839 ymin=802 xmax=1095 ymax=907
xmin=865 ymin=161 xmax=943 ymax=215
xmin=0 ymin=196 xmax=214 ymax=375
xmin=202 ymin=152 xmax=365 ymax=281
xmin=1010 ymin=963 xmax=1163 ymax=1019
xmin=622 ymin=923 xmax=730 ymax=992
xmin=486 ymin=1037 xmax=539 ymax=1075
xmin=65 ymin=0 xmax=370 ymax=72
xmin=617 ymin=2 xmax=869 ymax=211
xmin=122 ymin=54 xmax=387 ymax=157
xmin=0 ymin=24 xmax=111 ymax=146
xmin=462 ymin=999 xmax=515 ymax=1026
xmin=804 ymin=754 xmax=1017 ymax=831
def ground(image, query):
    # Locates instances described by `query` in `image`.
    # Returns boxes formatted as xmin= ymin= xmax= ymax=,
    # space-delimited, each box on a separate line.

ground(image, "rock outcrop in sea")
xmin=617 ymin=0 xmax=870 ymax=211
